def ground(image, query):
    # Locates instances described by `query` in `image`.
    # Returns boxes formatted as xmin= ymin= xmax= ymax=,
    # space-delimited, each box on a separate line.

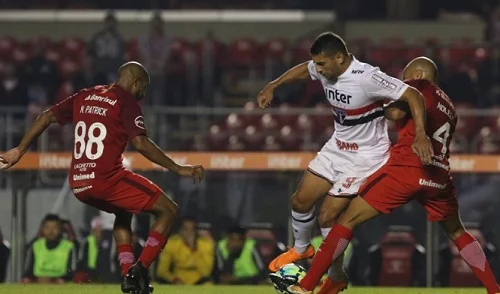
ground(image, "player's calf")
xmin=138 ymin=192 xmax=179 ymax=270
xmin=439 ymin=213 xmax=500 ymax=293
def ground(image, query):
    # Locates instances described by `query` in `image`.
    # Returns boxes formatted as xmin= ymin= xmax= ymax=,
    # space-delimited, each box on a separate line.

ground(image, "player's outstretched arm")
xmin=257 ymin=62 xmax=310 ymax=108
xmin=131 ymin=135 xmax=204 ymax=183
xmin=0 ymin=110 xmax=58 ymax=169
xmin=399 ymin=87 xmax=434 ymax=164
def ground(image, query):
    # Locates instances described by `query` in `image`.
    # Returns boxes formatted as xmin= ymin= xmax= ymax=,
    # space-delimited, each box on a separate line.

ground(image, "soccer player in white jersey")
xmin=258 ymin=32 xmax=433 ymax=293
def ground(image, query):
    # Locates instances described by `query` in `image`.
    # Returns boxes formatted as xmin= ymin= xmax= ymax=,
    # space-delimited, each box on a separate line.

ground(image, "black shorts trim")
xmin=358 ymin=173 xmax=387 ymax=197
xmin=121 ymin=177 xmax=156 ymax=197
xmin=307 ymin=168 xmax=334 ymax=185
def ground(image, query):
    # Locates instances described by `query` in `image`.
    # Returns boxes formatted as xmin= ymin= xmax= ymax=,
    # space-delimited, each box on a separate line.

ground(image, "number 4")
xmin=432 ymin=122 xmax=450 ymax=155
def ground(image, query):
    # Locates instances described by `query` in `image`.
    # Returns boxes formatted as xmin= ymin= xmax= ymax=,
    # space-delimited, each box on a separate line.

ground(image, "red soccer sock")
xmin=117 ymin=244 xmax=135 ymax=276
xmin=454 ymin=232 xmax=500 ymax=293
xmin=138 ymin=231 xmax=167 ymax=269
xmin=300 ymin=224 xmax=353 ymax=291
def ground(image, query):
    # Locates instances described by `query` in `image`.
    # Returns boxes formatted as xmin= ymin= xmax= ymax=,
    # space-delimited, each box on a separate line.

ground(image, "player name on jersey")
xmin=7 ymin=152 xmax=500 ymax=173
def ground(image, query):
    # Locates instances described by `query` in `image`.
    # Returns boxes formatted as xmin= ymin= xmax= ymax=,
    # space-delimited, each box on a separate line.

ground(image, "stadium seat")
xmin=226 ymin=38 xmax=259 ymax=68
xmin=263 ymin=135 xmax=282 ymax=151
xmin=279 ymin=125 xmax=301 ymax=150
xmin=227 ymin=135 xmax=246 ymax=151
xmin=126 ymin=38 xmax=138 ymax=61
xmin=243 ymin=125 xmax=264 ymax=150
xmin=260 ymin=113 xmax=279 ymax=134
xmin=208 ymin=124 xmax=228 ymax=150
xmin=476 ymin=127 xmax=500 ymax=154
xmin=0 ymin=36 xmax=17 ymax=59
xmin=262 ymin=38 xmax=288 ymax=64
xmin=291 ymin=37 xmax=314 ymax=64
xmin=226 ymin=113 xmax=245 ymax=134
xmin=368 ymin=226 xmax=425 ymax=287
xmin=277 ymin=103 xmax=298 ymax=127
xmin=454 ymin=103 xmax=478 ymax=139
xmin=59 ymin=37 xmax=86 ymax=64
xmin=58 ymin=58 xmax=80 ymax=80
xmin=11 ymin=44 xmax=32 ymax=64
xmin=241 ymin=101 xmax=261 ymax=125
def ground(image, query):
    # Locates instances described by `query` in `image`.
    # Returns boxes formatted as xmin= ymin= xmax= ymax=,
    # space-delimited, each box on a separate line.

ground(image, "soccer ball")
xmin=270 ymin=263 xmax=307 ymax=293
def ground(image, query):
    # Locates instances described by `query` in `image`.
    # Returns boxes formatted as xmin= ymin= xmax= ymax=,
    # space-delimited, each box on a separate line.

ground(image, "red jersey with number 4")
xmin=388 ymin=79 xmax=457 ymax=170
xmin=49 ymin=85 xmax=146 ymax=188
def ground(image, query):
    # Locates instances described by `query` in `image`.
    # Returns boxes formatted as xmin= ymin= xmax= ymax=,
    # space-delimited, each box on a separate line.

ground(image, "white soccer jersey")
xmin=308 ymin=57 xmax=409 ymax=159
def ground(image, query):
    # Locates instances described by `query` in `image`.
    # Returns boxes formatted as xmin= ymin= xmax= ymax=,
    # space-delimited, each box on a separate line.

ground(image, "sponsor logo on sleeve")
xmin=371 ymin=74 xmax=397 ymax=90
xmin=134 ymin=116 xmax=145 ymax=129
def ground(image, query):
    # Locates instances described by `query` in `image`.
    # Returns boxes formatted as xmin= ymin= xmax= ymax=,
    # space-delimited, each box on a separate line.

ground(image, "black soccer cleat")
xmin=126 ymin=261 xmax=154 ymax=294
xmin=121 ymin=275 xmax=138 ymax=293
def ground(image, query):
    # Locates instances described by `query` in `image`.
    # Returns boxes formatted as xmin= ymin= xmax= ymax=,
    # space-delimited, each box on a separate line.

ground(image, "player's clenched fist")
xmin=0 ymin=147 xmax=23 ymax=170
xmin=177 ymin=164 xmax=205 ymax=183
xmin=412 ymin=133 xmax=434 ymax=165
xmin=257 ymin=85 xmax=275 ymax=109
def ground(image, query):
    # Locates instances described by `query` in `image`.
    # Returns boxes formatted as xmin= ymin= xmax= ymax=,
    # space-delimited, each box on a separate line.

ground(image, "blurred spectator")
xmin=0 ymin=62 xmax=28 ymax=108
xmin=477 ymin=46 xmax=500 ymax=106
xmin=74 ymin=216 xmax=103 ymax=283
xmin=87 ymin=11 xmax=125 ymax=84
xmin=22 ymin=214 xmax=76 ymax=283
xmin=0 ymin=228 xmax=10 ymax=283
xmin=138 ymin=12 xmax=172 ymax=105
xmin=446 ymin=64 xmax=477 ymax=105
xmin=215 ymin=226 xmax=265 ymax=285
xmin=486 ymin=6 xmax=500 ymax=42
xmin=156 ymin=217 xmax=214 ymax=285
xmin=24 ymin=44 xmax=59 ymax=106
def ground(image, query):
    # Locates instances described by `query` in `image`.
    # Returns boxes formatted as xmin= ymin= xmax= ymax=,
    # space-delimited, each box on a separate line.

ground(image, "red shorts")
xmin=358 ymin=165 xmax=458 ymax=222
xmin=71 ymin=170 xmax=162 ymax=214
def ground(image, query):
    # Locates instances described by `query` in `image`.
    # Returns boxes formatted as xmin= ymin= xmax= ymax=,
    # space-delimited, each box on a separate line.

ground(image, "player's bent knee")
xmin=153 ymin=193 xmax=179 ymax=218
xmin=290 ymin=194 xmax=315 ymax=213
xmin=318 ymin=209 xmax=339 ymax=228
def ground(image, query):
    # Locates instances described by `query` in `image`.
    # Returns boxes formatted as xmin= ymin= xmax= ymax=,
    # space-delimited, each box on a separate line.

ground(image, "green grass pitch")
xmin=0 ymin=285 xmax=487 ymax=294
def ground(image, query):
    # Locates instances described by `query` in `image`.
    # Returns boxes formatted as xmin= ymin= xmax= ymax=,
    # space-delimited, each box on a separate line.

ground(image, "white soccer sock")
xmin=322 ymin=227 xmax=346 ymax=282
xmin=291 ymin=207 xmax=316 ymax=254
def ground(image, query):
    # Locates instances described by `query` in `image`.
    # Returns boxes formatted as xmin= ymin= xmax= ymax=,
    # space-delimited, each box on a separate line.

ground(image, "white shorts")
xmin=307 ymin=138 xmax=389 ymax=197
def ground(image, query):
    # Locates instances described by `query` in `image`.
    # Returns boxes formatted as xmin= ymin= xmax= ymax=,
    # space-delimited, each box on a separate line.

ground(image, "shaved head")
xmin=402 ymin=56 xmax=438 ymax=83
xmin=115 ymin=61 xmax=150 ymax=100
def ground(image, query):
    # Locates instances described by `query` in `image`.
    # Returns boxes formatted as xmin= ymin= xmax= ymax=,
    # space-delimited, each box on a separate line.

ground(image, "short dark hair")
xmin=227 ymin=225 xmax=246 ymax=237
xmin=310 ymin=32 xmax=348 ymax=56
xmin=42 ymin=214 xmax=61 ymax=225
xmin=181 ymin=216 xmax=198 ymax=225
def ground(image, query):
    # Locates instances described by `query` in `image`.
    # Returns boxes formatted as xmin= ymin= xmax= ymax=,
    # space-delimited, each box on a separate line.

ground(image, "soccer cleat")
xmin=316 ymin=276 xmax=348 ymax=294
xmin=269 ymin=245 xmax=315 ymax=272
xmin=286 ymin=285 xmax=313 ymax=294
xmin=126 ymin=261 xmax=154 ymax=294
xmin=121 ymin=275 xmax=137 ymax=293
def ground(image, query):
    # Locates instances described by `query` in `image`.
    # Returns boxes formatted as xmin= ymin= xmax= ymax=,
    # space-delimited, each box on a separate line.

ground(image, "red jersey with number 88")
xmin=49 ymin=85 xmax=147 ymax=188
xmin=388 ymin=79 xmax=457 ymax=170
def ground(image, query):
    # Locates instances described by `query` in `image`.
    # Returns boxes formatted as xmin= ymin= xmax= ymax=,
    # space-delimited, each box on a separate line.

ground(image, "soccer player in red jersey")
xmin=0 ymin=62 xmax=204 ymax=294
xmin=277 ymin=57 xmax=500 ymax=294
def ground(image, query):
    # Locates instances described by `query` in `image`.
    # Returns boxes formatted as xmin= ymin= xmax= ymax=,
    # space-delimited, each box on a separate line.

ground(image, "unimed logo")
xmin=210 ymin=155 xmax=245 ymax=169
xmin=39 ymin=154 xmax=72 ymax=169
xmin=267 ymin=155 xmax=302 ymax=169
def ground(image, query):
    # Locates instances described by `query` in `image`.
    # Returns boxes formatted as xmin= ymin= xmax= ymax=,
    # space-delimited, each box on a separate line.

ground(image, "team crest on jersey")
xmin=334 ymin=108 xmax=347 ymax=123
